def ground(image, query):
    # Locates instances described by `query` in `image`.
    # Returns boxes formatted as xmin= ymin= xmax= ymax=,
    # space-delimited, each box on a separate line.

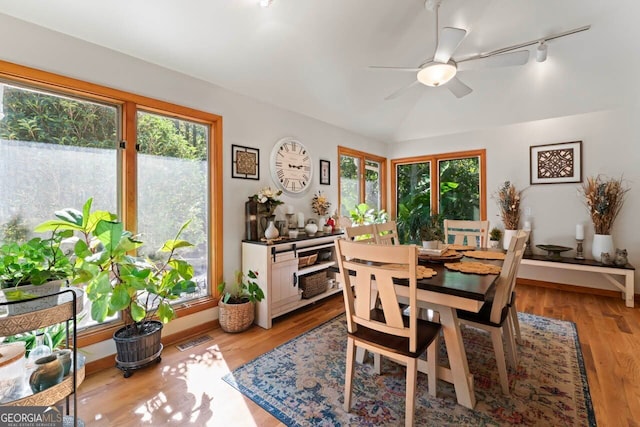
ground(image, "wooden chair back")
xmin=489 ymin=230 xmax=528 ymax=324
xmin=335 ymin=240 xmax=420 ymax=352
xmin=443 ymin=219 xmax=489 ymax=247
xmin=374 ymin=221 xmax=400 ymax=246
xmin=344 ymin=224 xmax=377 ymax=244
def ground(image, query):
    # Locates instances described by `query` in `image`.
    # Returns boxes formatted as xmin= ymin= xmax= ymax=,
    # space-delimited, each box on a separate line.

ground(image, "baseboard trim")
xmin=85 ymin=319 xmax=219 ymax=376
xmin=516 ymin=277 xmax=640 ymax=304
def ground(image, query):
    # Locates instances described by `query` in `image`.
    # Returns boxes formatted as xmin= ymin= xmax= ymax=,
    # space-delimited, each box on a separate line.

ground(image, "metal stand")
xmin=575 ymin=239 xmax=585 ymax=260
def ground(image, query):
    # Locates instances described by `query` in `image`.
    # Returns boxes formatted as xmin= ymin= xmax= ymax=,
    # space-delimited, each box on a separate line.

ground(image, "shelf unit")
xmin=0 ymin=289 xmax=84 ymax=425
xmin=242 ymin=233 xmax=343 ymax=329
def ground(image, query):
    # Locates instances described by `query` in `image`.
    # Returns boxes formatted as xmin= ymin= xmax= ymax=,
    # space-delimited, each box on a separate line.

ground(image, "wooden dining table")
xmin=393 ymin=259 xmax=498 ymax=409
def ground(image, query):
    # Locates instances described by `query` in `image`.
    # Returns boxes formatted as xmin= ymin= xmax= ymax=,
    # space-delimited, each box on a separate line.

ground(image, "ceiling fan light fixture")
xmin=536 ymin=42 xmax=548 ymax=62
xmin=417 ymin=61 xmax=457 ymax=87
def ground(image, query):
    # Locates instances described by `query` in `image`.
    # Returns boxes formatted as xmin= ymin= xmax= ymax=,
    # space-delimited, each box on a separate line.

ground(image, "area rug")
xmin=223 ymin=313 xmax=596 ymax=426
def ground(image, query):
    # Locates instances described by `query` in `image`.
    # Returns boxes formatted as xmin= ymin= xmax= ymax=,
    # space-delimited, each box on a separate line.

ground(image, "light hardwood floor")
xmin=76 ymin=284 xmax=640 ymax=427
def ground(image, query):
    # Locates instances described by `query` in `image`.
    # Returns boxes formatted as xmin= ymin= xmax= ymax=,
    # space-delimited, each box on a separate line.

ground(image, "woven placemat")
xmin=444 ymin=261 xmax=501 ymax=275
xmin=447 ymin=244 xmax=477 ymax=251
xmin=381 ymin=264 xmax=437 ymax=279
xmin=463 ymin=250 xmax=506 ymax=260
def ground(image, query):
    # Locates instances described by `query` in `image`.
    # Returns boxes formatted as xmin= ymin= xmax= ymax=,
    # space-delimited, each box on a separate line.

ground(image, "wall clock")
xmin=270 ymin=137 xmax=313 ymax=195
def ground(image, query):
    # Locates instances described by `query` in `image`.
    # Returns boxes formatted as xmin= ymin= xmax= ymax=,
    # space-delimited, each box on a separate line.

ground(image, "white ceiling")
xmin=1 ymin=0 xmax=639 ymax=143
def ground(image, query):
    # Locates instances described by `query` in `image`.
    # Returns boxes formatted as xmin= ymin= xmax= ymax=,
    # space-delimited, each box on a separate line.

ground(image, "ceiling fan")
xmin=371 ymin=0 xmax=590 ymax=100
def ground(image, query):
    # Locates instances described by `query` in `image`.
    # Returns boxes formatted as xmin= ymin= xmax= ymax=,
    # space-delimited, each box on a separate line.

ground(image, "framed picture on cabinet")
xmin=530 ymin=141 xmax=582 ymax=185
xmin=320 ymin=159 xmax=330 ymax=185
xmin=232 ymin=144 xmax=260 ymax=180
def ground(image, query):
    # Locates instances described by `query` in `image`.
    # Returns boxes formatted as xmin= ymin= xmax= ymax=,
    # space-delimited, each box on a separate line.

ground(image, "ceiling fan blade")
xmin=434 ymin=27 xmax=467 ymax=63
xmin=384 ymin=80 xmax=420 ymax=101
xmin=447 ymin=76 xmax=473 ymax=98
xmin=457 ymin=50 xmax=529 ymax=72
xmin=368 ymin=65 xmax=422 ymax=72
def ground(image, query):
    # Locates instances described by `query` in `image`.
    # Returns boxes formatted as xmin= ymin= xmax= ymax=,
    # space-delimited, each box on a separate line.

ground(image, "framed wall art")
xmin=232 ymin=144 xmax=260 ymax=180
xmin=319 ymin=159 xmax=330 ymax=185
xmin=530 ymin=141 xmax=582 ymax=185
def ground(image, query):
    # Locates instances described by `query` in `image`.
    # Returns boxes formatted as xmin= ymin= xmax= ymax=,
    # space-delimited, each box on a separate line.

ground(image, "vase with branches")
xmin=494 ymin=181 xmax=522 ymax=250
xmin=580 ymin=175 xmax=629 ymax=261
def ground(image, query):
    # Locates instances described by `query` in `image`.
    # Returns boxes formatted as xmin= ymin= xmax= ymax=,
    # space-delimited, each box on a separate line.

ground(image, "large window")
xmin=338 ymin=146 xmax=386 ymax=216
xmin=392 ymin=150 xmax=486 ymax=243
xmin=0 ymin=61 xmax=223 ymax=344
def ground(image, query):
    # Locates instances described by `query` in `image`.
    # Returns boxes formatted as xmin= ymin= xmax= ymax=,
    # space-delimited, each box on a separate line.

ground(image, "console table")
xmin=521 ymin=254 xmax=636 ymax=308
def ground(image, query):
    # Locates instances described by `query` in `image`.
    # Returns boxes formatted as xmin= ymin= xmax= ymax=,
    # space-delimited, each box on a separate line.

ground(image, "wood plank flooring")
xmin=75 ymin=285 xmax=640 ymax=427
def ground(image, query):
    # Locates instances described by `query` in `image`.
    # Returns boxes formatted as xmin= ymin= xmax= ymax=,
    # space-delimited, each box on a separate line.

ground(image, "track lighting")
xmin=536 ymin=42 xmax=548 ymax=62
xmin=259 ymin=0 xmax=273 ymax=8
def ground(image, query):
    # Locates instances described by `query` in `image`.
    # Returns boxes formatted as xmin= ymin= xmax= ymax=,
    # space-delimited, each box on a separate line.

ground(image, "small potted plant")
xmin=217 ymin=270 xmax=264 ymax=333
xmin=0 ymin=233 xmax=74 ymax=313
xmin=489 ymin=227 xmax=503 ymax=248
xmin=419 ymin=215 xmax=444 ymax=249
xmin=35 ymin=198 xmax=197 ymax=377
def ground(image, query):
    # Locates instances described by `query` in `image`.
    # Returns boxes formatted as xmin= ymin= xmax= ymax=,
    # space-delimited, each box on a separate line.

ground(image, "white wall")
xmin=390 ymin=107 xmax=640 ymax=293
xmin=0 ymin=14 xmax=386 ymax=361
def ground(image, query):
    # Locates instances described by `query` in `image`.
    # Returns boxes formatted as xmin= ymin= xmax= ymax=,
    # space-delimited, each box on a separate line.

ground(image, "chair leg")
xmin=426 ymin=336 xmax=438 ymax=397
xmin=510 ymin=304 xmax=522 ymax=344
xmin=490 ymin=328 xmax=510 ymax=395
xmin=503 ymin=319 xmax=518 ymax=368
xmin=405 ymin=358 xmax=417 ymax=427
xmin=344 ymin=338 xmax=356 ymax=412
xmin=373 ymin=353 xmax=382 ymax=374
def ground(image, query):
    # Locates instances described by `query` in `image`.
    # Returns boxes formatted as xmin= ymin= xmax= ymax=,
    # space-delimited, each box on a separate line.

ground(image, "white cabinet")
xmin=242 ymin=233 xmax=343 ymax=329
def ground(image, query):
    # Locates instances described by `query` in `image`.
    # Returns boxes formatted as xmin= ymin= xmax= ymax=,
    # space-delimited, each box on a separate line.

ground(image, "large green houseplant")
xmin=217 ymin=270 xmax=264 ymax=333
xmin=36 ymin=198 xmax=197 ymax=377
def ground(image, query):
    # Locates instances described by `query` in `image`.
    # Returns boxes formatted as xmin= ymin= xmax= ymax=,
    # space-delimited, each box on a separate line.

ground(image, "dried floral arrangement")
xmin=252 ymin=186 xmax=283 ymax=214
xmin=494 ymin=181 xmax=521 ymax=230
xmin=311 ymin=191 xmax=331 ymax=216
xmin=581 ymin=175 xmax=629 ymax=235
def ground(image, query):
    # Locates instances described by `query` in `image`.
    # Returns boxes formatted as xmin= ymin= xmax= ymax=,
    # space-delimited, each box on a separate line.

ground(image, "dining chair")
xmin=335 ymin=240 xmax=441 ymax=427
xmin=443 ymin=219 xmax=489 ymax=247
xmin=344 ymin=224 xmax=377 ymax=244
xmin=508 ymin=230 xmax=530 ymax=345
xmin=374 ymin=221 xmax=400 ymax=245
xmin=456 ymin=229 xmax=527 ymax=395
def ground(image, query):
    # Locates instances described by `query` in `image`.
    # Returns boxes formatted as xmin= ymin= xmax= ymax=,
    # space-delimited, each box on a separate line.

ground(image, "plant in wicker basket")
xmin=217 ymin=270 xmax=265 ymax=333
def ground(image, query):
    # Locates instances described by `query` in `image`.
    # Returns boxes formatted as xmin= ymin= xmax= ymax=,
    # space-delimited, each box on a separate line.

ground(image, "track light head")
xmin=536 ymin=42 xmax=548 ymax=62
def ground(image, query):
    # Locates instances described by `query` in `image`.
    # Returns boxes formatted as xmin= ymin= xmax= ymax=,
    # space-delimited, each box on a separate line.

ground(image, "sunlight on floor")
xmin=121 ymin=343 xmax=261 ymax=426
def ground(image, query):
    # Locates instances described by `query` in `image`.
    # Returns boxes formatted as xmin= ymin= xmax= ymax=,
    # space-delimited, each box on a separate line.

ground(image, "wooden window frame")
xmin=337 ymin=146 xmax=387 ymax=214
xmin=0 ymin=60 xmax=224 ymax=347
xmin=390 ymin=149 xmax=486 ymax=220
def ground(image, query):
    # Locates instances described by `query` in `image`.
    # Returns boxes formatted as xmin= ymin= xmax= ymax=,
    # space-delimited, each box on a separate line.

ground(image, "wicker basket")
xmin=219 ymin=300 xmax=255 ymax=333
xmin=299 ymin=271 xmax=328 ymax=299
xmin=298 ymin=253 xmax=318 ymax=268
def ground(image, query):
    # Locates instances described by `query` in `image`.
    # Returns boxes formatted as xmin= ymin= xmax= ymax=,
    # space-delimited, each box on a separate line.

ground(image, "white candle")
xmin=523 ymin=220 xmax=532 ymax=231
xmin=286 ymin=205 xmax=295 ymax=214
xmin=576 ymin=224 xmax=584 ymax=240
xmin=297 ymin=212 xmax=304 ymax=228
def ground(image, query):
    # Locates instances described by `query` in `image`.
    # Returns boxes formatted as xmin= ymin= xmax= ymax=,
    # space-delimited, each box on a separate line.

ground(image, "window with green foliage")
xmin=0 ymin=65 xmax=220 ymax=337
xmin=338 ymin=146 xmax=386 ymax=216
xmin=392 ymin=150 xmax=486 ymax=244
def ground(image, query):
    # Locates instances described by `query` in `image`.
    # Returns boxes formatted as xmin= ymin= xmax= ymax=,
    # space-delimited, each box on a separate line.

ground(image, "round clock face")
xmin=270 ymin=137 xmax=313 ymax=194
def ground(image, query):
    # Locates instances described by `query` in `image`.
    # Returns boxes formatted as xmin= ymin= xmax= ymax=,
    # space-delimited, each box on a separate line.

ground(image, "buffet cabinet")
xmin=242 ymin=233 xmax=343 ymax=329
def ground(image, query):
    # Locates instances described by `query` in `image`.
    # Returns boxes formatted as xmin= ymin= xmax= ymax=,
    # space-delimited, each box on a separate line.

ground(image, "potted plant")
xmin=217 ymin=270 xmax=264 ymax=333
xmin=419 ymin=215 xmax=444 ymax=249
xmin=0 ymin=232 xmax=74 ymax=313
xmin=489 ymin=227 xmax=503 ymax=248
xmin=35 ymin=198 xmax=197 ymax=377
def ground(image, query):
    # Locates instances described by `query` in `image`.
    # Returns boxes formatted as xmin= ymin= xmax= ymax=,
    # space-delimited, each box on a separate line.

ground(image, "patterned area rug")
xmin=223 ymin=313 xmax=596 ymax=426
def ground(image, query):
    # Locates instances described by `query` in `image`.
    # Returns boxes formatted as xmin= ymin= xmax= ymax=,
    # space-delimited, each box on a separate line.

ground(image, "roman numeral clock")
xmin=270 ymin=137 xmax=313 ymax=195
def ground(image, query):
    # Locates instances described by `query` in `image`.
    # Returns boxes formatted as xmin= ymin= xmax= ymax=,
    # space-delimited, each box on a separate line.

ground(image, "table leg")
xmin=438 ymin=307 xmax=476 ymax=409
xmin=625 ymin=272 xmax=634 ymax=308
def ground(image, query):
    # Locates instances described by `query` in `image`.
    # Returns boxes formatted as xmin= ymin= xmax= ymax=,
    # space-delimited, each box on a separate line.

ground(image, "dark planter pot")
xmin=113 ymin=320 xmax=163 ymax=378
